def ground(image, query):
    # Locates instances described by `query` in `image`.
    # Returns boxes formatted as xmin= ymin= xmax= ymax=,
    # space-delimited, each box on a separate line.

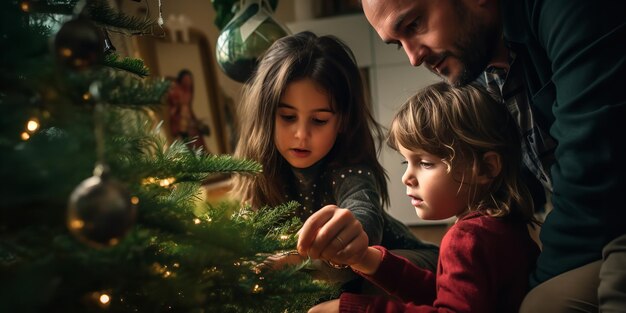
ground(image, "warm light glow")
xmin=142 ymin=177 xmax=157 ymax=185
xmin=69 ymin=219 xmax=85 ymax=229
xmin=142 ymin=177 xmax=175 ymax=187
xmin=60 ymin=48 xmax=72 ymax=57
xmin=193 ymin=218 xmax=201 ymax=224
xmin=20 ymin=2 xmax=29 ymax=12
xmin=280 ymin=235 xmax=289 ymax=240
xmin=21 ymin=132 xmax=30 ymax=140
xmin=26 ymin=119 xmax=39 ymax=132
xmin=253 ymin=284 xmax=263 ymax=293
xmin=99 ymin=294 xmax=110 ymax=304
xmin=163 ymin=271 xmax=171 ymax=278
xmin=82 ymin=92 xmax=91 ymax=101
xmin=130 ymin=196 xmax=139 ymax=205
xmin=159 ymin=178 xmax=175 ymax=187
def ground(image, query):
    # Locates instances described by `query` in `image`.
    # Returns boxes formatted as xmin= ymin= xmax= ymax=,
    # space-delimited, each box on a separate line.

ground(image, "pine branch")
xmin=87 ymin=0 xmax=160 ymax=35
xmin=100 ymin=73 xmax=170 ymax=106
xmin=104 ymin=53 xmax=150 ymax=77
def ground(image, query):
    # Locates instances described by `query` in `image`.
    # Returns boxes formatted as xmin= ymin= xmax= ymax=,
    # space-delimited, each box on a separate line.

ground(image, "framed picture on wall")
xmin=135 ymin=27 xmax=231 ymax=156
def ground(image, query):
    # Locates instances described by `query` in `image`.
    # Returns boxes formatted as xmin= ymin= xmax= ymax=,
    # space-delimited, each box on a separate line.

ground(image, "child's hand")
xmin=308 ymin=299 xmax=340 ymax=313
xmin=297 ymin=205 xmax=369 ymax=268
xmin=260 ymin=250 xmax=307 ymax=271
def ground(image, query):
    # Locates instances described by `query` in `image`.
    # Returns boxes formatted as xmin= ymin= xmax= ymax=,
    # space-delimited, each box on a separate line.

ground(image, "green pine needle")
xmin=104 ymin=53 xmax=150 ymax=77
xmin=87 ymin=0 xmax=159 ymax=35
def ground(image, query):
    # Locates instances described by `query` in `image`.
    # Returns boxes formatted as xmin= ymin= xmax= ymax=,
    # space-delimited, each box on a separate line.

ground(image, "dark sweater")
xmin=501 ymin=0 xmax=626 ymax=287
xmin=340 ymin=212 xmax=540 ymax=312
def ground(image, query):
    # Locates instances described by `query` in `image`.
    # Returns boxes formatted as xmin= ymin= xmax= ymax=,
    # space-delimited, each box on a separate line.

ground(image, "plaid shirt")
xmin=477 ymin=53 xmax=556 ymax=193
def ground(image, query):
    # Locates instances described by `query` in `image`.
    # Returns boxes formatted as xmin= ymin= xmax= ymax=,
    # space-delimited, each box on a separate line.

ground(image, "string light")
xmin=130 ymin=196 xmax=140 ymax=205
xmin=193 ymin=218 xmax=201 ymax=224
xmin=26 ymin=119 xmax=39 ymax=132
xmin=99 ymin=293 xmax=110 ymax=304
xmin=20 ymin=1 xmax=30 ymax=12
xmin=141 ymin=177 xmax=176 ymax=187
xmin=21 ymin=132 xmax=30 ymax=141
xmin=69 ymin=219 xmax=85 ymax=230
xmin=252 ymin=284 xmax=263 ymax=293
xmin=279 ymin=234 xmax=289 ymax=240
xmin=159 ymin=178 xmax=174 ymax=187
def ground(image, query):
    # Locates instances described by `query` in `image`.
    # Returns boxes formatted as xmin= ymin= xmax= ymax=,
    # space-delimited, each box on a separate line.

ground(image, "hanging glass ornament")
xmin=67 ymin=82 xmax=137 ymax=248
xmin=67 ymin=164 xmax=137 ymax=248
xmin=215 ymin=0 xmax=290 ymax=83
xmin=53 ymin=16 xmax=104 ymax=71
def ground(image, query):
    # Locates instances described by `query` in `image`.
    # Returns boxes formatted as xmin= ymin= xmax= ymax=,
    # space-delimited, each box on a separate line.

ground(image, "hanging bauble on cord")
xmin=54 ymin=16 xmax=104 ymax=71
xmin=67 ymin=164 xmax=137 ymax=248
xmin=215 ymin=0 xmax=290 ymax=83
xmin=67 ymin=82 xmax=137 ymax=248
xmin=53 ymin=0 xmax=104 ymax=71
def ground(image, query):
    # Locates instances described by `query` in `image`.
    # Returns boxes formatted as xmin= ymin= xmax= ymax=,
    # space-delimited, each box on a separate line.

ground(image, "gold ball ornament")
xmin=67 ymin=166 xmax=137 ymax=247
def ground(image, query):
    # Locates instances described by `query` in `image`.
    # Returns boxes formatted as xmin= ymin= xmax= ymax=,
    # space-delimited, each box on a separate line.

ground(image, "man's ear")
xmin=476 ymin=151 xmax=502 ymax=185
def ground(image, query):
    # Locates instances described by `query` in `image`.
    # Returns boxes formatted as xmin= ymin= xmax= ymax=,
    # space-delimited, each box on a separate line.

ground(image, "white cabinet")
xmin=288 ymin=15 xmax=446 ymax=225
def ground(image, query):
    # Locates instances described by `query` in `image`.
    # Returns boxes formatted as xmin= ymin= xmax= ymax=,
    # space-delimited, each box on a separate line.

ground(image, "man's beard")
xmin=435 ymin=3 xmax=500 ymax=87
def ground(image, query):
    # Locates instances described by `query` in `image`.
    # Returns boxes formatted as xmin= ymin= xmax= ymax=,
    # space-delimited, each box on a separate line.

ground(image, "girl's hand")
xmin=308 ymin=299 xmax=340 ymax=313
xmin=261 ymin=251 xmax=306 ymax=271
xmin=297 ymin=205 xmax=369 ymax=267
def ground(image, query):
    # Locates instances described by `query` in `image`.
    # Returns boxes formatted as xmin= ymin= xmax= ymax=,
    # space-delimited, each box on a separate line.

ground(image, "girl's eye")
xmin=280 ymin=114 xmax=296 ymax=122
xmin=419 ymin=161 xmax=434 ymax=169
xmin=312 ymin=118 xmax=328 ymax=125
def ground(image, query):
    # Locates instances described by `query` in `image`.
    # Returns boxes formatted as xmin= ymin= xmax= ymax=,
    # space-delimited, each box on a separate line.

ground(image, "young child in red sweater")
xmin=299 ymin=82 xmax=540 ymax=312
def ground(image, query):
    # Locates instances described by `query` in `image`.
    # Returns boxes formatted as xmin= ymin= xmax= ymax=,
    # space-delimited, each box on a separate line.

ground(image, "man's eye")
xmin=405 ymin=18 xmax=422 ymax=34
xmin=395 ymin=42 xmax=403 ymax=50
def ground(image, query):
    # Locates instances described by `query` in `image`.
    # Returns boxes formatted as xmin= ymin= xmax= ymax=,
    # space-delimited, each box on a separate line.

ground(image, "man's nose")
xmin=403 ymin=41 xmax=429 ymax=67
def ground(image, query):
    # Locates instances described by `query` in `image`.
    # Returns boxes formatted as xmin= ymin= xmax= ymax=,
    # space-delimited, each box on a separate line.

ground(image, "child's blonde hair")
xmin=388 ymin=82 xmax=535 ymax=222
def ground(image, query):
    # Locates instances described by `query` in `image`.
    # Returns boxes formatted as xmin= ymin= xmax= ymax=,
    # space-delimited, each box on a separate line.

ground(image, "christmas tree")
xmin=0 ymin=1 xmax=333 ymax=312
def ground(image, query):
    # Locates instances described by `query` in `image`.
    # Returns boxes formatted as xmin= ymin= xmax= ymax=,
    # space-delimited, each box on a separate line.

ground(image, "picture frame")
xmin=134 ymin=27 xmax=232 ymax=156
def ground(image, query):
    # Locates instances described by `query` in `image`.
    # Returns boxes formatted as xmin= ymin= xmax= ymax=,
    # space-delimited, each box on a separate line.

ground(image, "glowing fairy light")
xmin=130 ymin=196 xmax=139 ymax=205
xmin=193 ymin=218 xmax=201 ymax=224
xmin=69 ymin=219 xmax=85 ymax=230
xmin=21 ymin=132 xmax=30 ymax=140
xmin=142 ymin=177 xmax=175 ymax=187
xmin=26 ymin=119 xmax=39 ymax=132
xmin=279 ymin=234 xmax=289 ymax=240
xmin=159 ymin=178 xmax=175 ymax=187
xmin=99 ymin=294 xmax=110 ymax=304
xmin=20 ymin=1 xmax=29 ymax=12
